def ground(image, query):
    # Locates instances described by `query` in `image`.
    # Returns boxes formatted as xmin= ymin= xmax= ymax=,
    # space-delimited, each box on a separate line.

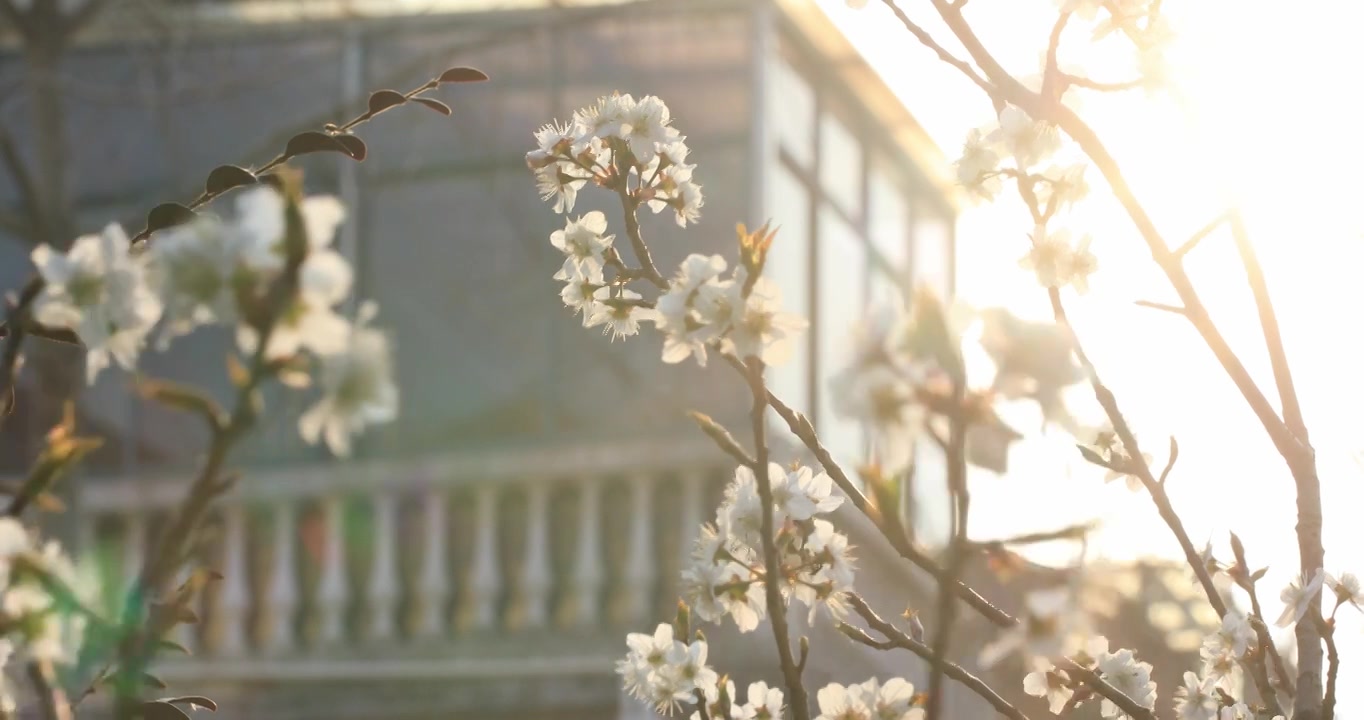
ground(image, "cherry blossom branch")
xmin=902 ymin=4 xmax=1323 ymax=714
xmin=925 ymin=399 xmax=969 ymax=719
xmin=1317 ymin=613 xmax=1338 ymax=720
xmin=741 ymin=358 xmax=811 ymax=720
xmin=843 ymin=594 xmax=1030 ymax=720
xmin=613 ymin=178 xmax=668 ymax=290
xmin=878 ymin=1 xmax=994 ymax=98
xmin=1233 ymin=537 xmax=1294 ymax=703
xmin=969 ymin=521 xmax=1096 ymax=549
xmin=0 ymin=68 xmax=485 ymax=431
xmin=757 ymin=380 xmax=1017 ymax=629
xmin=1228 ymin=210 xmax=1307 ymax=442
xmin=1174 ymin=213 xmax=1229 ymax=260
xmin=1061 ymin=75 xmax=1144 ymax=92
xmin=1057 ymin=659 xmax=1155 ymax=720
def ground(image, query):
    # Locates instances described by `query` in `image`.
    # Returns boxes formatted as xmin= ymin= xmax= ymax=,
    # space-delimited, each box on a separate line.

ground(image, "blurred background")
xmin=2 ymin=0 xmax=1360 ymax=718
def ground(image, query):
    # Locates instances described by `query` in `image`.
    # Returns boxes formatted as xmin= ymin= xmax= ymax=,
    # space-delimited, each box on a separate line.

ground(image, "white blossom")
xmin=584 ymin=287 xmax=656 ymax=341
xmin=1172 ymin=671 xmax=1218 ymax=720
xmin=30 ymin=223 xmax=162 ymax=384
xmin=550 ymin=211 xmax=614 ymax=279
xmin=533 ymin=163 xmax=591 ymax=214
xmin=719 ymin=276 xmax=807 ymax=365
xmin=1095 ymin=648 xmax=1157 ymax=719
xmin=1023 ymin=661 xmax=1074 ymax=715
xmin=1204 ymin=610 xmax=1257 ymax=659
xmin=738 ymin=681 xmax=784 ymax=720
xmin=1020 ymin=226 xmax=1098 ymax=295
xmin=955 ymin=128 xmax=1003 ymax=201
xmin=145 ymin=215 xmax=243 ymax=347
xmin=1326 ymin=571 xmax=1362 ymax=612
xmin=1275 ymin=568 xmax=1325 ymax=627
xmin=297 ymin=302 xmax=398 ymax=457
xmin=616 ymin=623 xmax=719 ymax=715
xmin=654 ymin=254 xmax=728 ymax=366
xmin=814 ymin=678 xmax=923 ymax=720
xmin=1036 ymin=163 xmax=1090 ymax=212
xmin=558 ymin=262 xmax=605 ymax=320
xmin=990 ymin=105 xmax=1061 ymax=169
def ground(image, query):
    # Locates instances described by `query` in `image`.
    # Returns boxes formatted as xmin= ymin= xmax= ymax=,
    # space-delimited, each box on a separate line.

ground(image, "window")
xmin=818 ymin=112 xmax=862 ymax=217
xmin=772 ymin=58 xmax=816 ymax=170
xmin=765 ymin=166 xmax=813 ymax=415
xmin=913 ymin=214 xmax=953 ymax=299
xmin=815 ymin=211 xmax=865 ymax=468
xmin=867 ymin=168 xmax=911 ymax=306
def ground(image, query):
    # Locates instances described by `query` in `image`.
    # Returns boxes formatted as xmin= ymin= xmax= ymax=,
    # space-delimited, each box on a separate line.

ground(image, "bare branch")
xmin=1174 ymin=213 xmax=1229 ymax=259
xmin=740 ymin=358 xmax=810 ymax=720
xmin=879 ymin=0 xmax=995 ymax=98
xmin=845 ymin=594 xmax=1030 ymax=720
xmin=1059 ymin=660 xmax=1155 ymax=720
xmin=1133 ymin=299 xmax=1187 ymax=316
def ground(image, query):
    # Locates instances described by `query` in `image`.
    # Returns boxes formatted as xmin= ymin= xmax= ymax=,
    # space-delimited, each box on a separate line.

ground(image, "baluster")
xmin=622 ymin=474 xmax=655 ymax=624
xmin=367 ymin=491 xmax=398 ymax=641
xmin=266 ymin=502 xmax=298 ymax=653
xmin=216 ymin=505 xmax=248 ymax=657
xmin=572 ymin=477 xmax=604 ymax=628
xmin=316 ymin=496 xmax=348 ymax=646
xmin=466 ymin=484 xmax=500 ymax=631
xmin=519 ymin=481 xmax=551 ymax=629
xmin=416 ymin=488 xmax=449 ymax=638
xmin=678 ymin=470 xmax=706 ymax=566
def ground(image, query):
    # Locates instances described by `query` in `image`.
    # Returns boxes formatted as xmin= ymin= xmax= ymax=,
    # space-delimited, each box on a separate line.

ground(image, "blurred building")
xmin=0 ymin=1 xmax=1040 ymax=718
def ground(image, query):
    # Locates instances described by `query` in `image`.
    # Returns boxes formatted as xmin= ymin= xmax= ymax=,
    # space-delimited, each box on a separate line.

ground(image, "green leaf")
xmin=1076 ymin=444 xmax=1109 ymax=468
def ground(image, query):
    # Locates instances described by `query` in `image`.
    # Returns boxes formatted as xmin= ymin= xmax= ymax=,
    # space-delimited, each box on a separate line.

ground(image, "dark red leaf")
xmin=145 ymin=203 xmax=197 ymax=233
xmin=203 ymin=165 xmax=257 ymax=196
xmin=333 ymin=135 xmax=367 ymax=161
xmin=367 ymin=89 xmax=407 ymax=115
xmin=140 ymin=701 xmax=192 ymax=720
xmin=436 ymin=66 xmax=489 ymax=83
xmin=411 ymin=97 xmax=452 ymax=116
xmin=283 ymin=131 xmax=352 ymax=159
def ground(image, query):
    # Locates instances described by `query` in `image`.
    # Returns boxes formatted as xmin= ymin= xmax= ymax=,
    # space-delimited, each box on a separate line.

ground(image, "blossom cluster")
xmin=813 ymin=677 xmax=923 ymax=720
xmin=530 ymin=96 xmax=806 ymax=367
xmin=0 ymin=517 xmax=96 ymax=713
xmin=27 ymin=186 xmax=397 ymax=456
xmin=954 ymin=107 xmax=1098 ymax=295
xmin=617 ymin=623 xmax=719 ymax=715
xmin=527 ymin=92 xmax=703 ymax=225
xmin=680 ymin=463 xmax=852 ymax=632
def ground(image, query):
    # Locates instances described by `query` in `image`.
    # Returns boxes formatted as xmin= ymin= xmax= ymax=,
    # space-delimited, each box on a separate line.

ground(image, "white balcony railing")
xmin=76 ymin=440 xmax=728 ymax=682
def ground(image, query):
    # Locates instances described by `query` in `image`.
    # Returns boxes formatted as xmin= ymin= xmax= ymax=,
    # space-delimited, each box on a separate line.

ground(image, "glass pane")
xmin=765 ymin=166 xmax=813 ymax=415
xmin=772 ymin=58 xmax=816 ymax=170
xmin=815 ymin=211 xmax=866 ymax=470
xmin=868 ymin=168 xmax=911 ymax=306
xmin=913 ymin=215 xmax=953 ymax=300
xmin=819 ymin=113 xmax=862 ymax=217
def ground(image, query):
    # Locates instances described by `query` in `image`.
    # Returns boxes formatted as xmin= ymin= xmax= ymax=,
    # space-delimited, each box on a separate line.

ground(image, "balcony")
xmin=76 ymin=440 xmax=738 ymax=718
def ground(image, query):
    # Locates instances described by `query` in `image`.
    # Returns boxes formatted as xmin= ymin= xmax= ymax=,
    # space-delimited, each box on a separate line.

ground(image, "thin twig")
xmin=741 ymin=358 xmax=810 ymax=720
xmin=878 ymin=0 xmax=994 ymax=98
xmin=613 ymin=178 xmax=668 ymax=290
xmin=1173 ymin=213 xmax=1229 ymax=260
xmin=1133 ymin=299 xmax=1186 ymax=316
xmin=1319 ymin=613 xmax=1338 ymax=720
xmin=753 ymin=369 xmax=1017 ymax=629
xmin=925 ymin=390 xmax=969 ymax=720
xmin=845 ymin=594 xmax=1030 ymax=720
xmin=1058 ymin=660 xmax=1155 ymax=720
